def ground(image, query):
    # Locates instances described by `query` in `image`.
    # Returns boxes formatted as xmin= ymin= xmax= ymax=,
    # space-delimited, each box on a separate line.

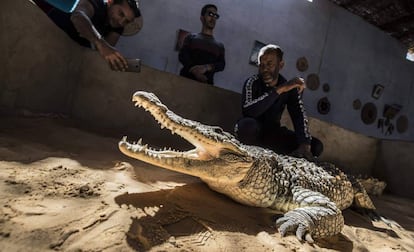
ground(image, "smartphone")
xmin=125 ymin=58 xmax=141 ymax=73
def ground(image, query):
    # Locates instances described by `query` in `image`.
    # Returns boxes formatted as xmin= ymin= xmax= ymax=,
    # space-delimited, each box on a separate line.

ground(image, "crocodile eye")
xmin=221 ymin=152 xmax=252 ymax=163
xmin=213 ymin=127 xmax=223 ymax=134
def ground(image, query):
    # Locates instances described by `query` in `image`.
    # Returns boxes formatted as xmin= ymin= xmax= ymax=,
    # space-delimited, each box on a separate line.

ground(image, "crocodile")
xmin=118 ymin=91 xmax=382 ymax=242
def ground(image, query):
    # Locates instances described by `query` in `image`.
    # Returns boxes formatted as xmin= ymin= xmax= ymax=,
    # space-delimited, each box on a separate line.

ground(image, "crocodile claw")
xmin=276 ymin=212 xmax=315 ymax=243
xmin=296 ymin=225 xmax=314 ymax=243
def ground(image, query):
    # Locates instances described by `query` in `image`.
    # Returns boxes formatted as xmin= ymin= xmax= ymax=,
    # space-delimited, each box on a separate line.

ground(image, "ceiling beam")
xmin=341 ymin=0 xmax=367 ymax=8
xmin=379 ymin=14 xmax=414 ymax=31
xmin=392 ymin=27 xmax=414 ymax=39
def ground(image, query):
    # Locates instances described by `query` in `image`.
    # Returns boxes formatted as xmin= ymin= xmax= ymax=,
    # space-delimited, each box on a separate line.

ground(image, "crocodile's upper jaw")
xmin=118 ymin=91 xmax=253 ymax=181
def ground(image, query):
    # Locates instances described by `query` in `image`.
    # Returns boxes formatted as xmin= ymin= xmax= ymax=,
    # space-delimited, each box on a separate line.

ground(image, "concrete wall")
xmin=70 ymin=50 xmax=242 ymax=142
xmin=374 ymin=141 xmax=414 ymax=199
xmin=277 ymin=114 xmax=378 ymax=175
xmin=1 ymin=0 xmax=83 ymax=114
xmin=1 ymin=0 xmax=413 ymax=198
xmin=118 ymin=0 xmax=414 ymax=141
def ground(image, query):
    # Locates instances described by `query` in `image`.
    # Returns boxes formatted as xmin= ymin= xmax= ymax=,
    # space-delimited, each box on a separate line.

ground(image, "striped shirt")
xmin=241 ymin=74 xmax=311 ymax=144
xmin=179 ymin=33 xmax=225 ymax=85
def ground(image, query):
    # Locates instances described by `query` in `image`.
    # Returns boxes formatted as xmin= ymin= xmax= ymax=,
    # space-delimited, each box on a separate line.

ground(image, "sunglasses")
xmin=207 ymin=11 xmax=220 ymax=19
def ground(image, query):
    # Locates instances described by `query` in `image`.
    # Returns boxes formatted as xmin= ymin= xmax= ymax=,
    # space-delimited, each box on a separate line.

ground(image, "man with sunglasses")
xmin=235 ymin=44 xmax=323 ymax=160
xmin=179 ymin=4 xmax=225 ymax=85
xmin=34 ymin=0 xmax=142 ymax=71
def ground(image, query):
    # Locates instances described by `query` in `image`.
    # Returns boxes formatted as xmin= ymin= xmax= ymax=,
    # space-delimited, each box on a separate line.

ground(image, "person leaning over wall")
xmin=33 ymin=0 xmax=143 ymax=71
xmin=178 ymin=4 xmax=225 ymax=85
xmin=234 ymin=44 xmax=324 ymax=160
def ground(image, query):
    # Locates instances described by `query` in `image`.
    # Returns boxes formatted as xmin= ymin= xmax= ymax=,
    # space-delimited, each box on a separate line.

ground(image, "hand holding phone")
xmin=125 ymin=58 xmax=141 ymax=73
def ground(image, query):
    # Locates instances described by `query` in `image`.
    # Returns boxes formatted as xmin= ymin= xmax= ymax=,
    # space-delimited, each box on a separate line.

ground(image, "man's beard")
xmin=109 ymin=18 xmax=120 ymax=28
xmin=260 ymin=70 xmax=278 ymax=85
xmin=206 ymin=21 xmax=216 ymax=30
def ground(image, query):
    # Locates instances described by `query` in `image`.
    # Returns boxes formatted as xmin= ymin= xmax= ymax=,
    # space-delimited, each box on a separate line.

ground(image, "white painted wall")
xmin=117 ymin=0 xmax=414 ymax=141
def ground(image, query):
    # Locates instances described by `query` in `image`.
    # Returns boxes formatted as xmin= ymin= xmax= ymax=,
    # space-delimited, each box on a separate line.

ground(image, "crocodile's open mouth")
xmin=118 ymin=91 xmax=246 ymax=168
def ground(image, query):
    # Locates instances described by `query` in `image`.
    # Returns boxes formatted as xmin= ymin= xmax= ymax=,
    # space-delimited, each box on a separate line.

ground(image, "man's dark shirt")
xmin=178 ymin=33 xmax=225 ymax=85
xmin=35 ymin=0 xmax=123 ymax=47
xmin=241 ymin=74 xmax=311 ymax=144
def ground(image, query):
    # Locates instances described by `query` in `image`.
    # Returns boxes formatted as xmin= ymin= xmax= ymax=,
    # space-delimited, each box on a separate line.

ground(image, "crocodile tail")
xmin=349 ymin=176 xmax=402 ymax=228
xmin=350 ymin=177 xmax=376 ymax=210
xmin=315 ymin=161 xmax=376 ymax=210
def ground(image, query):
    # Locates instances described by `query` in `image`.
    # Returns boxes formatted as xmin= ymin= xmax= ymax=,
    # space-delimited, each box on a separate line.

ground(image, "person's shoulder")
xmin=90 ymin=0 xmax=105 ymax=7
xmin=244 ymin=74 xmax=260 ymax=86
xmin=73 ymin=0 xmax=96 ymax=15
xmin=183 ymin=32 xmax=198 ymax=42
xmin=210 ymin=36 xmax=224 ymax=47
xmin=190 ymin=32 xmax=202 ymax=38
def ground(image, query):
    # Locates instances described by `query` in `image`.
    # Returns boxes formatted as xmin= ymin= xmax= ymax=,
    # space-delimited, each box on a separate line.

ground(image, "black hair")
xmin=257 ymin=44 xmax=284 ymax=64
xmin=201 ymin=4 xmax=217 ymax=16
xmin=113 ymin=0 xmax=141 ymax=17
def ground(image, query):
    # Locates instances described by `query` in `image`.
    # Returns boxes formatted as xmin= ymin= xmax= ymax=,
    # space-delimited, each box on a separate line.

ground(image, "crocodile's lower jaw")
xmin=118 ymin=91 xmax=252 ymax=179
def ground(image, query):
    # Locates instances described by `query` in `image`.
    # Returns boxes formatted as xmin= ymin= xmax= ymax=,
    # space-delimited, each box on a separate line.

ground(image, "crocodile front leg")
xmin=275 ymin=186 xmax=344 ymax=242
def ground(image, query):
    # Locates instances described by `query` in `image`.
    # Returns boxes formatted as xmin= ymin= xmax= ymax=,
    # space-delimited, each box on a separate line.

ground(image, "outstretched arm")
xmin=70 ymin=0 xmax=127 ymax=71
xmin=275 ymin=77 xmax=305 ymax=95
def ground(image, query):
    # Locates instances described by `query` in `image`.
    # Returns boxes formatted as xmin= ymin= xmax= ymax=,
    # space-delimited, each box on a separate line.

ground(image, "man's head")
xmin=108 ymin=0 xmax=141 ymax=28
xmin=200 ymin=4 xmax=219 ymax=30
xmin=257 ymin=44 xmax=285 ymax=85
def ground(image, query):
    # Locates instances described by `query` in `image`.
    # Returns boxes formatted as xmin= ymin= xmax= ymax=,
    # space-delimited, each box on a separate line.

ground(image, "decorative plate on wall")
xmin=306 ymin=73 xmax=320 ymax=91
xmin=317 ymin=97 xmax=330 ymax=115
xmin=322 ymin=83 xmax=330 ymax=93
xmin=361 ymin=102 xmax=377 ymax=125
xmin=353 ymin=99 xmax=361 ymax=110
xmin=296 ymin=57 xmax=309 ymax=72
xmin=396 ymin=115 xmax=408 ymax=133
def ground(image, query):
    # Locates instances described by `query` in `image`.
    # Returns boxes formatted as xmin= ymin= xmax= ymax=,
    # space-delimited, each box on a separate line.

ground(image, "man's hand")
xmin=189 ymin=65 xmax=209 ymax=83
xmin=290 ymin=143 xmax=314 ymax=161
xmin=70 ymin=4 xmax=125 ymax=71
xmin=95 ymin=39 xmax=128 ymax=71
xmin=276 ymin=77 xmax=306 ymax=94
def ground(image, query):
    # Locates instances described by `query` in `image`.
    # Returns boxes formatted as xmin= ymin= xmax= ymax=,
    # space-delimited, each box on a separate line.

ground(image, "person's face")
xmin=258 ymin=52 xmax=284 ymax=85
xmin=201 ymin=7 xmax=219 ymax=30
xmin=108 ymin=1 xmax=135 ymax=28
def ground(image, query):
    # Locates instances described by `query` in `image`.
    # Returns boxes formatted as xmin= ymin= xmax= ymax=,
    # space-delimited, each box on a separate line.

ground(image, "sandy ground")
xmin=0 ymin=116 xmax=414 ymax=252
